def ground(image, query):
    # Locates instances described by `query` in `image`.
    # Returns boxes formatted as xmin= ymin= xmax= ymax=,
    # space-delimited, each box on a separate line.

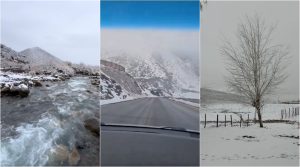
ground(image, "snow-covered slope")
xmin=20 ymin=47 xmax=74 ymax=75
xmin=101 ymin=29 xmax=200 ymax=98
xmin=102 ymin=50 xmax=199 ymax=98
xmin=201 ymin=88 xmax=247 ymax=104
xmin=0 ymin=44 xmax=29 ymax=72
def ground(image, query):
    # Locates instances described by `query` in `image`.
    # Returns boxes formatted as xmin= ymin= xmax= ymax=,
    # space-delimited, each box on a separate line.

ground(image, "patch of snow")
xmin=171 ymin=98 xmax=200 ymax=108
xmin=201 ymin=123 xmax=299 ymax=166
xmin=100 ymin=95 xmax=145 ymax=106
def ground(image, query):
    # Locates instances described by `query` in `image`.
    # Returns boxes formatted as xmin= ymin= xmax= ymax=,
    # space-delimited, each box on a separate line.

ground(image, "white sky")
xmin=1 ymin=0 xmax=100 ymax=65
xmin=201 ymin=1 xmax=299 ymax=100
xmin=101 ymin=29 xmax=200 ymax=64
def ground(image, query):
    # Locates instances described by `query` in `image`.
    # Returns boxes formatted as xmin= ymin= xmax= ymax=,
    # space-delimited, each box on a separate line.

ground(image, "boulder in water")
xmin=52 ymin=144 xmax=69 ymax=162
xmin=32 ymin=80 xmax=43 ymax=87
xmin=9 ymin=84 xmax=30 ymax=97
xmin=84 ymin=118 xmax=100 ymax=137
xmin=90 ymin=79 xmax=100 ymax=86
xmin=68 ymin=147 xmax=80 ymax=165
xmin=0 ymin=85 xmax=10 ymax=95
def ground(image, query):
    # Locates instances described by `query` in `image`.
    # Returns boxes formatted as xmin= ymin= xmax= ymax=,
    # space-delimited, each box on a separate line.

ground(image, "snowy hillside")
xmin=102 ymin=51 xmax=199 ymax=98
xmin=201 ymin=88 xmax=247 ymax=104
xmin=101 ymin=29 xmax=200 ymax=98
xmin=0 ymin=44 xmax=29 ymax=72
xmin=20 ymin=47 xmax=74 ymax=75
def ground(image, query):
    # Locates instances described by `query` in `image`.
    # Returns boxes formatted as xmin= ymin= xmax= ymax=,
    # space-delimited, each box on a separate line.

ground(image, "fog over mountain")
xmin=101 ymin=29 xmax=200 ymax=98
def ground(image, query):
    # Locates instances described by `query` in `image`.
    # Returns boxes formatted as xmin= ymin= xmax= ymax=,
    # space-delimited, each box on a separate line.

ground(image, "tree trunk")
xmin=256 ymin=106 xmax=263 ymax=128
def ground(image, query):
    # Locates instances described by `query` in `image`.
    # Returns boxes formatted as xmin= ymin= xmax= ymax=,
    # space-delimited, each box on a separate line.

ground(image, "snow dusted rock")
xmin=91 ymin=79 xmax=100 ymax=86
xmin=8 ymin=83 xmax=30 ymax=97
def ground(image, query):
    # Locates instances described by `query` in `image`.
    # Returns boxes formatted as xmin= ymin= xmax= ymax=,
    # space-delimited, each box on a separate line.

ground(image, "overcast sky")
xmin=201 ymin=1 xmax=299 ymax=100
xmin=101 ymin=29 xmax=199 ymax=64
xmin=1 ymin=1 xmax=100 ymax=65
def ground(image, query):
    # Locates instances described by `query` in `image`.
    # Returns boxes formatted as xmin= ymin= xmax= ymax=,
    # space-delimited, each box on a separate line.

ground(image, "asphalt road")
xmin=101 ymin=97 xmax=199 ymax=131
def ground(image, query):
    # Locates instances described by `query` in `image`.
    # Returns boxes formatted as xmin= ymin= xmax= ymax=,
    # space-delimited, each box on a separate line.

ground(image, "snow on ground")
xmin=100 ymin=95 xmax=145 ymax=106
xmin=201 ymin=123 xmax=299 ymax=166
xmin=201 ymin=103 xmax=299 ymax=166
xmin=0 ymin=72 xmax=59 ymax=85
xmin=173 ymin=91 xmax=200 ymax=99
xmin=201 ymin=103 xmax=300 ymax=124
xmin=171 ymin=98 xmax=200 ymax=108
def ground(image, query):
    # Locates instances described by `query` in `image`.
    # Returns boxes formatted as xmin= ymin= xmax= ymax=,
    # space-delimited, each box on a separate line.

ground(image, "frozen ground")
xmin=201 ymin=103 xmax=299 ymax=166
xmin=201 ymin=123 xmax=299 ymax=166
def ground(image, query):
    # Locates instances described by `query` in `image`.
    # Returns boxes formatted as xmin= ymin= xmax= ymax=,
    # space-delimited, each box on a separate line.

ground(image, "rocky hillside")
xmin=100 ymin=60 xmax=143 ymax=100
xmin=102 ymin=51 xmax=200 ymax=98
xmin=20 ymin=47 xmax=75 ymax=75
xmin=70 ymin=63 xmax=99 ymax=76
xmin=0 ymin=44 xmax=29 ymax=72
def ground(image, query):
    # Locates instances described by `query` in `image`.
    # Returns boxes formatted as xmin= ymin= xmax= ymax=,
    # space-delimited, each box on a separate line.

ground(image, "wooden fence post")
xmin=225 ymin=115 xmax=226 ymax=127
xmin=247 ymin=114 xmax=249 ymax=127
xmin=217 ymin=114 xmax=219 ymax=127
xmin=285 ymin=109 xmax=287 ymax=118
xmin=240 ymin=116 xmax=242 ymax=127
xmin=230 ymin=115 xmax=232 ymax=127
xmin=204 ymin=114 xmax=206 ymax=128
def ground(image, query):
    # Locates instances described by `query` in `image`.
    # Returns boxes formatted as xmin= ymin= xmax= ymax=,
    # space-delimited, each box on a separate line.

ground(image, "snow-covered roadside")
xmin=170 ymin=98 xmax=200 ymax=108
xmin=100 ymin=95 xmax=146 ymax=106
xmin=201 ymin=123 xmax=299 ymax=166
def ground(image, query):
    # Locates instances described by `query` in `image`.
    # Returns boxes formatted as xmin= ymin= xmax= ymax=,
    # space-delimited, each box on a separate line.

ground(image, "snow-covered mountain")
xmin=20 ymin=47 xmax=75 ymax=75
xmin=102 ymin=50 xmax=200 ymax=98
xmin=101 ymin=29 xmax=200 ymax=98
xmin=0 ymin=44 xmax=29 ymax=72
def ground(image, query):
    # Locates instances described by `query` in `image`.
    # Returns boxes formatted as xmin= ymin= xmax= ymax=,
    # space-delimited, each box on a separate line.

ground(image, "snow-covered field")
xmin=201 ymin=123 xmax=299 ymax=166
xmin=201 ymin=103 xmax=299 ymax=166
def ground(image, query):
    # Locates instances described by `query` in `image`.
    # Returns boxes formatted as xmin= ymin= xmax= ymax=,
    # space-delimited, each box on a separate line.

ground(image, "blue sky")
xmin=101 ymin=1 xmax=200 ymax=29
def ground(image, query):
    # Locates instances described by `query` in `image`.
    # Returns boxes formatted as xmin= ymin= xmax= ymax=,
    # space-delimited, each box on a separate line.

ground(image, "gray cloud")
xmin=1 ymin=1 xmax=100 ymax=65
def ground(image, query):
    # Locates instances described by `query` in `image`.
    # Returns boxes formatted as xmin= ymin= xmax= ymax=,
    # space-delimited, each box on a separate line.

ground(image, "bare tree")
xmin=221 ymin=15 xmax=289 ymax=127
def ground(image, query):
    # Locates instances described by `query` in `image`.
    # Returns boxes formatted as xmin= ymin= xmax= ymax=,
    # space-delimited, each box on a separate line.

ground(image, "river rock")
xmin=84 ymin=118 xmax=100 ymax=137
xmin=9 ymin=84 xmax=30 ymax=97
xmin=0 ymin=86 xmax=10 ymax=95
xmin=32 ymin=80 xmax=43 ymax=87
xmin=52 ymin=144 xmax=69 ymax=161
xmin=58 ymin=76 xmax=66 ymax=81
xmin=68 ymin=147 xmax=80 ymax=165
xmin=90 ymin=79 xmax=100 ymax=86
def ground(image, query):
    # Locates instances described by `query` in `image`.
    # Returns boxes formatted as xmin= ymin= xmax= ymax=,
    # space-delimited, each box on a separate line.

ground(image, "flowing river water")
xmin=1 ymin=77 xmax=100 ymax=166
